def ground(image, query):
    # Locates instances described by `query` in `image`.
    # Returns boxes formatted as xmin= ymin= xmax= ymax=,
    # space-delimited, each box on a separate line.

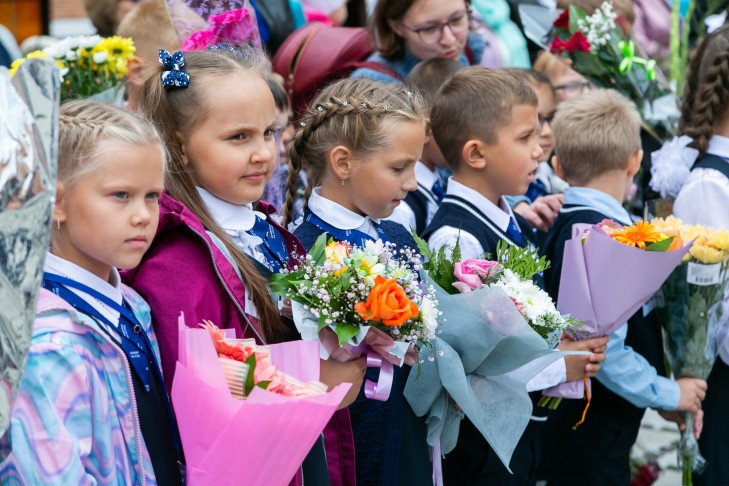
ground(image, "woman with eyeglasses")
xmin=351 ymin=0 xmax=484 ymax=83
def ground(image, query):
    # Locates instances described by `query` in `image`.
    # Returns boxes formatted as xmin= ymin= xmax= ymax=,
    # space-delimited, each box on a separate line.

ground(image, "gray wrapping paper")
xmin=0 ymin=59 xmax=59 ymax=436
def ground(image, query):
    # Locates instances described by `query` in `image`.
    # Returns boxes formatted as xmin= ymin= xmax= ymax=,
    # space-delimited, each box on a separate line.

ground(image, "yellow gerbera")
xmin=96 ymin=36 xmax=135 ymax=61
xmin=611 ymin=221 xmax=663 ymax=249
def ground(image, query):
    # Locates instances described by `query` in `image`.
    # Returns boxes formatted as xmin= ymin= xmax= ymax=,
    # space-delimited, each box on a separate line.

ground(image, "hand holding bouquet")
xmin=651 ymin=216 xmax=729 ymax=485
xmin=270 ymin=234 xmax=439 ymax=401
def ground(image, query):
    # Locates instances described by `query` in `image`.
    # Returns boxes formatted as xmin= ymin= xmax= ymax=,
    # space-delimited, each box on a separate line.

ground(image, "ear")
xmin=461 ymin=139 xmax=487 ymax=171
xmin=328 ymin=145 xmax=353 ymax=181
xmin=423 ymin=116 xmax=434 ymax=145
xmin=53 ymin=182 xmax=68 ymax=225
xmin=387 ymin=18 xmax=406 ymax=38
xmin=551 ymin=155 xmax=566 ymax=180
xmin=627 ymin=148 xmax=643 ymax=177
xmin=126 ymin=56 xmax=145 ymax=88
xmin=176 ymin=131 xmax=189 ymax=167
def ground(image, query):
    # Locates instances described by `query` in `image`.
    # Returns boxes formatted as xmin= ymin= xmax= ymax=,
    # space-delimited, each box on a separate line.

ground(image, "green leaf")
xmin=335 ymin=322 xmax=361 ymax=346
xmin=309 ymin=232 xmax=329 ymax=265
xmin=646 ymin=236 xmax=674 ymax=252
xmin=412 ymin=230 xmax=433 ymax=264
xmin=318 ymin=313 xmax=330 ymax=331
xmin=244 ymin=354 xmax=257 ymax=396
xmin=256 ymin=380 xmax=271 ymax=390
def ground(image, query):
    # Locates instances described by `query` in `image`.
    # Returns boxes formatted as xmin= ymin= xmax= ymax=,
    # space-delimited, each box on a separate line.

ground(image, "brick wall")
xmin=51 ymin=0 xmax=86 ymax=19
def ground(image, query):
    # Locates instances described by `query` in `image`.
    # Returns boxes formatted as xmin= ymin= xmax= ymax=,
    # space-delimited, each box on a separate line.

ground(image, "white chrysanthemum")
xmin=494 ymin=269 xmax=557 ymax=324
xmin=364 ymin=239 xmax=385 ymax=256
xmin=650 ymin=135 xmax=698 ymax=198
xmin=419 ymin=296 xmax=439 ymax=340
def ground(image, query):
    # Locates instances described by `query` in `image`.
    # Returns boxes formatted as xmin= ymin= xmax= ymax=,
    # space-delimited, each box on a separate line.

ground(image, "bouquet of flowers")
xmin=270 ymin=234 xmax=438 ymax=401
xmin=9 ymin=35 xmax=135 ymax=103
xmin=548 ymin=2 xmax=679 ymax=140
xmin=172 ymin=313 xmax=350 ymax=486
xmin=403 ymin=236 xmax=569 ymax=471
xmin=542 ymin=219 xmax=691 ymax=423
xmin=449 ymin=241 xmax=582 ymax=347
xmin=651 ymin=216 xmax=729 ymax=485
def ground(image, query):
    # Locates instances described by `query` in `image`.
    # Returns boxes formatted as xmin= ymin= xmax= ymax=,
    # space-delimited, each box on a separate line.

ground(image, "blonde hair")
xmin=282 ymin=77 xmax=426 ymax=226
xmin=117 ymin=0 xmax=181 ymax=64
xmin=430 ymin=66 xmax=536 ymax=171
xmin=140 ymin=47 xmax=288 ymax=342
xmin=551 ymin=89 xmax=640 ymax=185
xmin=58 ymin=99 xmax=166 ymax=189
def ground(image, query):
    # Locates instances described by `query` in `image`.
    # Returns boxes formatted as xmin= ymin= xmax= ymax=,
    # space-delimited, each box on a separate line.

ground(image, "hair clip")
xmin=406 ymin=91 xmax=413 ymax=97
xmin=159 ymin=50 xmax=190 ymax=88
xmin=361 ymin=103 xmax=368 ymax=108
xmin=342 ymin=101 xmax=348 ymax=107
xmin=384 ymin=104 xmax=389 ymax=111
xmin=317 ymin=106 xmax=323 ymax=112
xmin=300 ymin=122 xmax=306 ymax=127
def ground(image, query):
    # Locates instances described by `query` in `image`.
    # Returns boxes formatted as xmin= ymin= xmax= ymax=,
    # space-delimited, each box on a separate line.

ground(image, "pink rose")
xmin=209 ymin=8 xmax=261 ymax=48
xmin=453 ymin=258 xmax=500 ymax=293
xmin=182 ymin=29 xmax=215 ymax=52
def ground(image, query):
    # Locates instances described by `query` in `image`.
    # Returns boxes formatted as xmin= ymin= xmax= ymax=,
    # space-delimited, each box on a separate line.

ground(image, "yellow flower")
xmin=707 ymin=229 xmax=729 ymax=252
xmin=611 ymin=221 xmax=663 ymax=249
xmin=650 ymin=216 xmax=683 ymax=234
xmin=25 ymin=50 xmax=47 ymax=60
xmin=690 ymin=244 xmax=728 ymax=264
xmin=97 ymin=36 xmax=135 ymax=61
xmin=325 ymin=241 xmax=349 ymax=264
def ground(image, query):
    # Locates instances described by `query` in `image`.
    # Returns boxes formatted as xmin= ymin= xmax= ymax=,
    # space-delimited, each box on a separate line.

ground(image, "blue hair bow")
xmin=159 ymin=50 xmax=190 ymax=88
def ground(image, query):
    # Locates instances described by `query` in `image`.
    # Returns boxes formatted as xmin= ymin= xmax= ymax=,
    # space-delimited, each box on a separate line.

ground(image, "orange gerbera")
xmin=611 ymin=221 xmax=663 ymax=249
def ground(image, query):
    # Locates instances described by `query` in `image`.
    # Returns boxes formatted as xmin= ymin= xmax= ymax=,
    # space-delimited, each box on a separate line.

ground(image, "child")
xmin=422 ymin=66 xmax=607 ymax=485
xmin=386 ymin=57 xmax=463 ymax=235
xmin=670 ymin=24 xmax=729 ymax=485
xmin=541 ymin=89 xmax=708 ymax=485
xmin=506 ymin=69 xmax=566 ymax=233
xmin=123 ymin=47 xmax=364 ymax=486
xmin=282 ymin=77 xmax=432 ymax=486
xmin=0 ymin=100 xmax=182 ymax=485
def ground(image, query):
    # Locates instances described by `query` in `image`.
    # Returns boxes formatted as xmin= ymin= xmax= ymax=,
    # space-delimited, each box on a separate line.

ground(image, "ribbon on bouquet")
xmin=363 ymin=348 xmax=394 ymax=401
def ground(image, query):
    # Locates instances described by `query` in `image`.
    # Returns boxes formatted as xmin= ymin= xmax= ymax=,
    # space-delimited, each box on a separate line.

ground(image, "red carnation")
xmin=568 ymin=31 xmax=591 ymax=53
xmin=554 ymin=9 xmax=570 ymax=30
xmin=550 ymin=36 xmax=569 ymax=54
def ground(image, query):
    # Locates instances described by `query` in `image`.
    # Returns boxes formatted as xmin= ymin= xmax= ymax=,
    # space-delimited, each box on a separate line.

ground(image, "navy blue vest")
xmin=403 ymin=183 xmax=438 ymax=236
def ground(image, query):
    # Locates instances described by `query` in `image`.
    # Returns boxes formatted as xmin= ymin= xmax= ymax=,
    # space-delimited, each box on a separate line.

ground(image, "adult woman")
xmin=351 ymin=0 xmax=484 ymax=83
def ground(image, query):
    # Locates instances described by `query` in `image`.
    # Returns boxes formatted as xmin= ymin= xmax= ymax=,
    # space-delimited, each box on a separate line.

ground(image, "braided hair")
xmin=281 ymin=77 xmax=425 ymax=227
xmin=679 ymin=25 xmax=729 ymax=154
xmin=58 ymin=100 xmax=166 ymax=189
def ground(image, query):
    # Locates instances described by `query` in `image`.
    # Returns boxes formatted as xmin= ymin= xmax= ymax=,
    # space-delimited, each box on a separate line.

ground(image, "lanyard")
xmin=245 ymin=215 xmax=289 ymax=272
xmin=303 ymin=207 xmax=390 ymax=246
xmin=41 ymin=272 xmax=183 ymax=463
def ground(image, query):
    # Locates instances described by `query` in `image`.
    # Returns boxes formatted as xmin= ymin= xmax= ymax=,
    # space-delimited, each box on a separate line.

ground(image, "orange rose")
xmin=354 ymin=275 xmax=419 ymax=327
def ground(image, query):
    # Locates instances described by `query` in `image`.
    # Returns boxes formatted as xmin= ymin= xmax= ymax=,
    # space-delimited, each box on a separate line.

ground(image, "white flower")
xmin=364 ymin=239 xmax=385 ymax=256
xmin=494 ymin=269 xmax=557 ymax=325
xmin=92 ymin=51 xmax=108 ymax=64
xmin=419 ymin=296 xmax=439 ymax=340
xmin=650 ymin=135 xmax=698 ymax=198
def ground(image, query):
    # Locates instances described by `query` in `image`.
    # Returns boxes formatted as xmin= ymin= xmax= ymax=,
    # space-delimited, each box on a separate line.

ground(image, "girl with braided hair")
xmin=124 ymin=47 xmax=365 ymax=486
xmin=0 ymin=100 xmax=183 ymax=485
xmin=285 ymin=77 xmax=432 ymax=485
xmin=670 ymin=24 xmax=729 ymax=486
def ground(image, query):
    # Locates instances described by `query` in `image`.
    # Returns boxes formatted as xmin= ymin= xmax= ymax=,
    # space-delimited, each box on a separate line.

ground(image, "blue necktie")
xmin=431 ymin=180 xmax=445 ymax=204
xmin=506 ymin=218 xmax=523 ymax=245
xmin=525 ymin=179 xmax=548 ymax=203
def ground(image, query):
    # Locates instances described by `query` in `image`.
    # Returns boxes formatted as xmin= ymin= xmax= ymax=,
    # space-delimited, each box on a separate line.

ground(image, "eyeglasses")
xmin=538 ymin=113 xmax=555 ymax=127
xmin=398 ymin=9 xmax=471 ymax=44
xmin=553 ymin=81 xmax=592 ymax=98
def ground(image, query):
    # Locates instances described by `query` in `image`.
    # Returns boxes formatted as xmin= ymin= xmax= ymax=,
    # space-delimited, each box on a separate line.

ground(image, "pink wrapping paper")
xmin=172 ymin=313 xmax=350 ymax=485
xmin=543 ymin=224 xmax=691 ymax=399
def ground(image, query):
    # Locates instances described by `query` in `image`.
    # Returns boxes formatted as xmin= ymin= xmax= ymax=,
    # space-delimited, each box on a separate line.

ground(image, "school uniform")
xmin=422 ymin=178 xmax=566 ymax=485
xmin=539 ymin=186 xmax=679 ymax=486
xmin=674 ymin=135 xmax=729 ymax=486
xmin=293 ymin=188 xmax=430 ymax=486
xmin=386 ymin=161 xmax=446 ymax=235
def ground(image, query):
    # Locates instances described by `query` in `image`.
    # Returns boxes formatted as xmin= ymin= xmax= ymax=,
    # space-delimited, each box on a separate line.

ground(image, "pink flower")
xmin=453 ymin=258 xmax=500 ymax=293
xmin=209 ymin=8 xmax=261 ymax=48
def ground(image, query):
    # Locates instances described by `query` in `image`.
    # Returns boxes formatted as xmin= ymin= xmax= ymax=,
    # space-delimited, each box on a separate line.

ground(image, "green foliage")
xmin=412 ymin=230 xmax=462 ymax=294
xmin=646 ymin=236 xmax=675 ymax=252
xmin=495 ymin=240 xmax=550 ymax=281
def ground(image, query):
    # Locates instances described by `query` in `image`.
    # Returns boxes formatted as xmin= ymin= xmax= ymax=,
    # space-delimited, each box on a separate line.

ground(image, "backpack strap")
xmin=692 ymin=153 xmax=729 ymax=180
xmin=350 ymin=60 xmax=402 ymax=80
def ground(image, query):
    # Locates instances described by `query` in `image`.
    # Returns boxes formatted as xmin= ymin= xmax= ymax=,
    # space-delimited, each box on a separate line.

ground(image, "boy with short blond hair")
xmin=423 ymin=66 xmax=607 ymax=485
xmin=541 ymin=89 xmax=708 ymax=485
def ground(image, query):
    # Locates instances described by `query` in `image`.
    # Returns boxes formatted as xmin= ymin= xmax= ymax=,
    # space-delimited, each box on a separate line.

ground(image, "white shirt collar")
xmin=708 ymin=135 xmax=729 ymax=159
xmin=196 ymin=186 xmax=260 ymax=232
xmin=414 ymin=161 xmax=440 ymax=189
xmin=308 ymin=186 xmax=381 ymax=230
xmin=44 ymin=252 xmax=124 ymax=327
xmin=445 ymin=177 xmax=517 ymax=231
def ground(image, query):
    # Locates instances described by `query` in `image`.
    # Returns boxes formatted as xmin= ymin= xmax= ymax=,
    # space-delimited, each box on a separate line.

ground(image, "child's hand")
xmin=557 ymin=336 xmax=609 ymax=382
xmin=675 ymin=377 xmax=708 ymax=415
xmin=513 ymin=194 xmax=564 ymax=232
xmin=319 ymin=357 xmax=367 ymax=409
xmin=658 ymin=408 xmax=704 ymax=439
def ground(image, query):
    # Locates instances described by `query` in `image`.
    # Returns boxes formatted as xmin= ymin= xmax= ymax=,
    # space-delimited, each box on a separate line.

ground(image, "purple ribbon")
xmin=432 ymin=439 xmax=443 ymax=486
xmin=363 ymin=348 xmax=394 ymax=401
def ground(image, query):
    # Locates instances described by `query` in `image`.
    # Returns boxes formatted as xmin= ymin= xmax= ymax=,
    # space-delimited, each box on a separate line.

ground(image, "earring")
xmin=341 ymin=180 xmax=346 ymax=187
